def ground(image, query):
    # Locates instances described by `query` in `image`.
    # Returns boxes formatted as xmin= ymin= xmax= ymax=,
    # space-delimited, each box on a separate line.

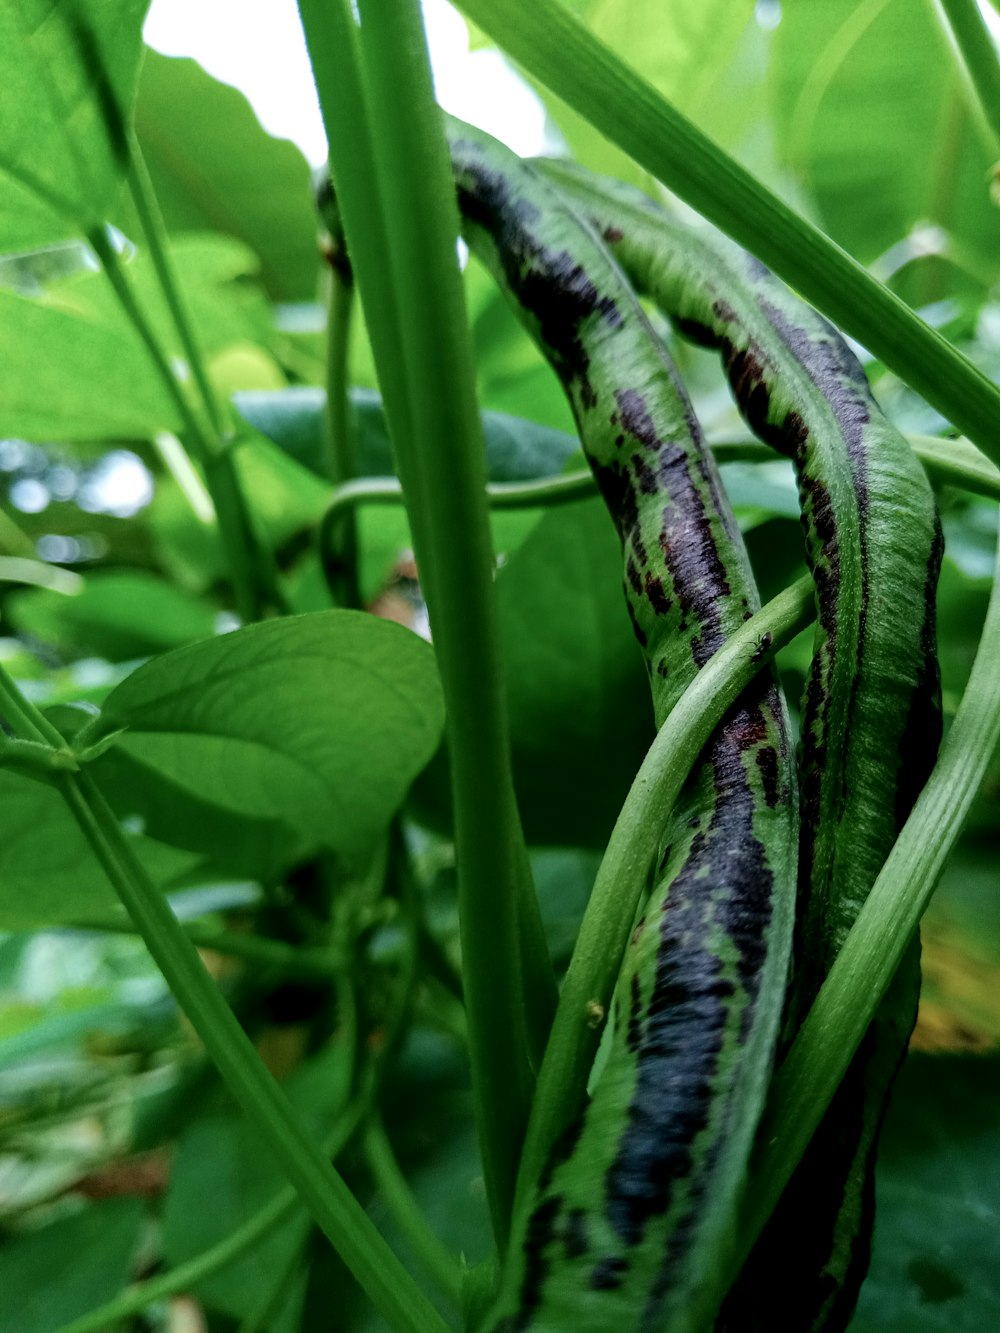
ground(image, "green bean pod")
xmin=447 ymin=120 xmax=799 ymax=1333
xmin=538 ymin=161 xmax=943 ymax=1330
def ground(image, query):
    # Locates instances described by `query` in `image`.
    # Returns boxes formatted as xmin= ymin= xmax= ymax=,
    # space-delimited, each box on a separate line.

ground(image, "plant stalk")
xmin=935 ymin=0 xmax=1000 ymax=146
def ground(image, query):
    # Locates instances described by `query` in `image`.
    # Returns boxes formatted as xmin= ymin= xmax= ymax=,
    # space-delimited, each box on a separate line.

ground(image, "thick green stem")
xmin=455 ymin=0 xmax=1000 ymax=467
xmin=731 ymin=529 xmax=1000 ymax=1284
xmin=299 ymin=0 xmax=556 ymax=1245
xmin=935 ymin=0 xmax=1000 ymax=146
xmin=512 ymin=576 xmax=815 ymax=1220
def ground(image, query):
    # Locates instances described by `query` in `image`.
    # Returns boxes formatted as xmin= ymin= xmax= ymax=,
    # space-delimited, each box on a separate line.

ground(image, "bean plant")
xmin=1 ymin=2 xmax=999 ymax=1332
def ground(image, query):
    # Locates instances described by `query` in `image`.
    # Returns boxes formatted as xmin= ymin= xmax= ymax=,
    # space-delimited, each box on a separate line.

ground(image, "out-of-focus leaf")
xmin=913 ymin=840 xmax=1000 ymax=1054
xmin=5 ymin=571 xmax=217 ymax=661
xmin=0 ymin=1 xmax=149 ymax=251
xmin=0 ymin=1198 xmax=143 ymax=1333
xmin=852 ymin=1054 xmax=1000 ymax=1331
xmin=163 ymin=1042 xmax=353 ymax=1321
xmin=0 ymin=767 xmax=196 ymax=930
xmin=53 ymin=233 xmax=275 ymax=366
xmin=772 ymin=0 xmax=1000 ymax=285
xmin=524 ymin=0 xmax=757 ymax=187
xmin=118 ymin=50 xmax=320 ymax=301
xmin=89 ymin=611 xmax=445 ymax=867
xmin=0 ymin=288 xmax=180 ymax=442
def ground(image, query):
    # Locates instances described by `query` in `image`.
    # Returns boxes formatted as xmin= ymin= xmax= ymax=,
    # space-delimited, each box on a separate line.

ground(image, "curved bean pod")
xmin=447 ymin=120 xmax=799 ymax=1333
xmin=538 ymin=160 xmax=942 ymax=1330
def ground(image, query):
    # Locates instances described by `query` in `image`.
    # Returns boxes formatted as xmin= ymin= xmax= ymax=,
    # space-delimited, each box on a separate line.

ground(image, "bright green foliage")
xmin=0 ymin=3 xmax=999 ymax=1333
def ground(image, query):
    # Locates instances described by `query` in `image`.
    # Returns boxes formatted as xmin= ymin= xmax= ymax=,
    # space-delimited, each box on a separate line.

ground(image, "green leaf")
xmin=852 ymin=1054 xmax=1000 ymax=1331
xmin=0 ymin=766 xmax=196 ymax=929
xmin=0 ymin=1 xmax=149 ymax=251
xmin=5 ymin=571 xmax=218 ymax=662
xmin=90 ymin=611 xmax=445 ymax=866
xmin=55 ymin=232 xmax=276 ymax=365
xmin=0 ymin=1198 xmax=143 ymax=1333
xmin=0 ymin=286 xmax=180 ymax=441
xmin=163 ymin=1043 xmax=353 ymax=1321
xmin=541 ymin=0 xmax=757 ymax=186
xmin=772 ymin=0 xmax=1000 ymax=282
xmin=118 ymin=50 xmax=320 ymax=301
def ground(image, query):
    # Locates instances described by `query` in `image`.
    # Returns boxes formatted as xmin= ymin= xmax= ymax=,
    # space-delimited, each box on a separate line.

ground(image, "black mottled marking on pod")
xmin=893 ymin=515 xmax=944 ymax=830
xmin=563 ymin=1209 xmax=589 ymax=1261
xmin=590 ymin=1255 xmax=630 ymax=1290
xmin=645 ymin=572 xmax=672 ymax=616
xmin=624 ymin=596 xmax=648 ymax=648
xmin=756 ymin=745 xmax=781 ymax=809
xmin=675 ymin=316 xmax=717 ymax=347
xmin=626 ymin=555 xmax=643 ymax=598
xmin=593 ymin=461 xmax=647 ymax=561
xmin=515 ymin=1194 xmax=565 ymax=1326
xmin=601 ymin=724 xmax=773 ymax=1251
xmin=456 ymin=159 xmax=622 ymax=410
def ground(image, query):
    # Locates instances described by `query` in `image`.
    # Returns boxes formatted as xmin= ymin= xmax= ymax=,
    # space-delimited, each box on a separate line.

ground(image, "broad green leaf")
xmin=90 ymin=611 xmax=445 ymax=866
xmin=52 ymin=233 xmax=275 ymax=365
xmin=852 ymin=1055 xmax=1000 ymax=1331
xmin=0 ymin=1198 xmax=143 ymax=1333
xmin=531 ymin=0 xmax=757 ymax=186
xmin=0 ymin=287 xmax=180 ymax=441
xmin=772 ymin=0 xmax=1000 ymax=283
xmin=163 ymin=1042 xmax=352 ymax=1321
xmin=0 ymin=767 xmax=197 ymax=929
xmin=4 ymin=571 xmax=218 ymax=662
xmin=117 ymin=50 xmax=320 ymax=301
xmin=0 ymin=1 xmax=149 ymax=251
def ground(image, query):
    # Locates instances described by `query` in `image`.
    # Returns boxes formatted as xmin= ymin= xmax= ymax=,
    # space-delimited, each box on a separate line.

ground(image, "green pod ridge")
xmin=538 ymin=162 xmax=943 ymax=1330
xmin=447 ymin=120 xmax=798 ymax=1333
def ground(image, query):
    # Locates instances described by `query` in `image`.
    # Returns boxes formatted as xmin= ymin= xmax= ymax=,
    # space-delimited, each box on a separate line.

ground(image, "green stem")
xmin=512 ymin=575 xmax=815 ymax=1220
xmin=235 ymin=1217 xmax=311 ymax=1333
xmin=455 ymin=0 xmax=1000 ymax=467
xmin=126 ymin=138 xmax=229 ymax=439
xmin=301 ymin=0 xmax=556 ymax=1245
xmin=0 ymin=665 xmax=65 ymax=746
xmin=54 ymin=1096 xmax=369 ymax=1333
xmin=363 ymin=1117 xmax=462 ymax=1305
xmin=318 ymin=469 xmax=596 ymax=585
xmin=318 ymin=433 xmax=1000 ymax=579
xmin=935 ymin=0 xmax=1000 ymax=146
xmin=50 ymin=766 xmax=448 ymax=1333
xmin=85 ymin=226 xmax=261 ymax=623
xmin=71 ymin=918 xmax=344 ymax=981
xmin=732 ymin=528 xmax=1000 ymax=1283
xmin=323 ymin=262 xmax=361 ymax=605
